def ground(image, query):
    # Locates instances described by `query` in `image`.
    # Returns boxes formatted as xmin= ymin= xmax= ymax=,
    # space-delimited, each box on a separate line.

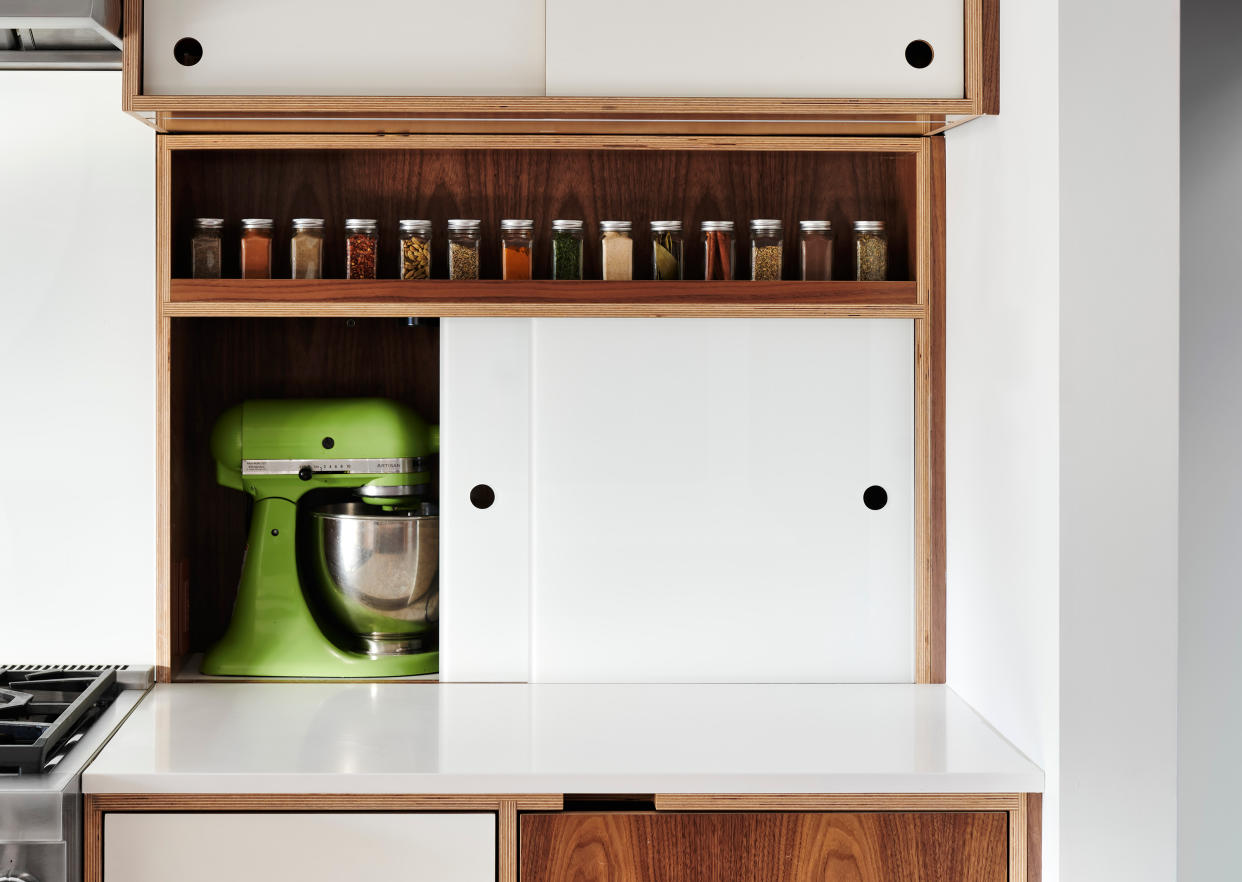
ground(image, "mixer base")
xmin=358 ymin=634 xmax=437 ymax=658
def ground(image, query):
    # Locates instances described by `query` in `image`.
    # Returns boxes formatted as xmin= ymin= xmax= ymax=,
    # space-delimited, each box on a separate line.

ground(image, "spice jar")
xmin=290 ymin=218 xmax=324 ymax=279
xmin=240 ymin=219 xmax=273 ymax=279
xmin=551 ymin=220 xmax=584 ymax=280
xmin=799 ymin=221 xmax=835 ymax=281
xmin=854 ymin=221 xmax=888 ymax=281
xmin=345 ymin=219 xmax=378 ymax=280
xmin=398 ymin=220 xmax=432 ymax=280
xmin=448 ymin=219 xmax=482 ymax=280
xmin=500 ymin=219 xmax=534 ymax=281
xmin=651 ymin=221 xmax=684 ymax=280
xmin=600 ymin=221 xmax=633 ymax=281
xmin=749 ymin=219 xmax=783 ymax=281
xmin=702 ymin=221 xmax=735 ymax=281
xmin=191 ymin=217 xmax=223 ymax=279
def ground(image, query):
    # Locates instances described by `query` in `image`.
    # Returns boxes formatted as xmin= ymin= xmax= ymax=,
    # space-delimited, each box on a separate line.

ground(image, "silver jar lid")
xmin=750 ymin=218 xmax=783 ymax=231
xmin=799 ymin=220 xmax=833 ymax=231
xmin=600 ymin=220 xmax=632 ymax=232
xmin=500 ymin=219 xmax=533 ymax=230
xmin=553 ymin=219 xmax=583 ymax=230
xmin=650 ymin=220 xmax=683 ymax=231
xmin=345 ymin=218 xmax=377 ymax=232
xmin=399 ymin=219 xmax=432 ymax=232
xmin=701 ymin=220 xmax=734 ymax=231
xmin=448 ymin=219 xmax=481 ymax=230
xmin=194 ymin=217 xmax=224 ymax=227
xmin=241 ymin=218 xmax=273 ymax=229
xmin=853 ymin=220 xmax=886 ymax=231
xmin=292 ymin=218 xmax=324 ymax=229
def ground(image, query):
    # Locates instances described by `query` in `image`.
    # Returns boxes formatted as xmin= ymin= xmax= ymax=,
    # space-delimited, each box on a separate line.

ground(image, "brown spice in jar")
xmin=502 ymin=243 xmax=532 ymax=281
xmin=601 ymin=231 xmax=633 ymax=281
xmin=400 ymin=237 xmax=430 ymax=280
xmin=752 ymin=244 xmax=782 ymax=281
xmin=705 ymin=231 xmax=732 ymax=280
xmin=801 ymin=234 xmax=833 ymax=281
xmin=240 ymin=226 xmax=272 ymax=279
xmin=449 ymin=242 xmax=480 ymax=280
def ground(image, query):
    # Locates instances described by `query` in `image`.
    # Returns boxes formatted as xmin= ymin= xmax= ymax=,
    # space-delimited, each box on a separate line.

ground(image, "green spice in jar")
xmin=551 ymin=219 xmax=584 ymax=280
xmin=853 ymin=220 xmax=888 ymax=281
xmin=447 ymin=219 xmax=482 ymax=280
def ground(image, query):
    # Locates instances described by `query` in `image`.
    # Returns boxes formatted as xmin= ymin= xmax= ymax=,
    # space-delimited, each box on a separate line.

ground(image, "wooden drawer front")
xmin=521 ymin=812 xmax=1008 ymax=882
xmin=104 ymin=813 xmax=495 ymax=882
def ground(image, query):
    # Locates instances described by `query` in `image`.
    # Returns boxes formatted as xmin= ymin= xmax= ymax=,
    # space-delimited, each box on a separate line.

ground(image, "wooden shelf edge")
xmin=165 ymin=279 xmax=920 ymax=318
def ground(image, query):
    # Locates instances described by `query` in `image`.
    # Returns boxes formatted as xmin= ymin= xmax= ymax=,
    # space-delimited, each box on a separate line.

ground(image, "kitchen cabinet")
xmin=522 ymin=811 xmax=1008 ymax=882
xmin=545 ymin=0 xmax=965 ymax=100
xmin=440 ymin=317 xmax=916 ymax=684
xmin=121 ymin=0 xmax=997 ymax=134
xmin=103 ymin=812 xmax=495 ymax=882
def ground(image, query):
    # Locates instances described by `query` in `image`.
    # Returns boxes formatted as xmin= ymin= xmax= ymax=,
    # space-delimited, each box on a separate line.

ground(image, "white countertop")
xmin=83 ymin=683 xmax=1043 ymax=794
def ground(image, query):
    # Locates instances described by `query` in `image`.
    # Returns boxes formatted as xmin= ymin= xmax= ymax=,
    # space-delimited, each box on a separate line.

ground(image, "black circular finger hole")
xmin=905 ymin=39 xmax=934 ymax=69
xmin=322 ymin=436 xmax=335 ymax=449
xmin=470 ymin=484 xmax=496 ymax=510
xmin=863 ymin=485 xmax=889 ymax=511
xmin=173 ymin=37 xmax=203 ymax=67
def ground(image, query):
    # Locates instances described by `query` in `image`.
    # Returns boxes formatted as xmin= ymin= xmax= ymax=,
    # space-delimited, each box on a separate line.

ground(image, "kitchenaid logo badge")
xmin=241 ymin=458 xmax=416 ymax=475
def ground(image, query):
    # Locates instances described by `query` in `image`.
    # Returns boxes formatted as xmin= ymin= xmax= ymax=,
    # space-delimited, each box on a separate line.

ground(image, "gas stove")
xmin=0 ymin=665 xmax=152 ymax=882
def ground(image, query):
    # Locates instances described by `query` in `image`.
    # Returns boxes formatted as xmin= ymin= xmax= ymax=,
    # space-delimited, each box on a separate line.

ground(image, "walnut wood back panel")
xmin=170 ymin=150 xmax=916 ymax=284
xmin=520 ymin=812 xmax=1008 ymax=882
xmin=169 ymin=318 xmax=439 ymax=657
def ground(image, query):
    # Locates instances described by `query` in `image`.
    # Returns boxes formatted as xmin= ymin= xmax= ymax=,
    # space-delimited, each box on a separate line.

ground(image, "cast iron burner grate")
xmin=0 ymin=666 xmax=121 ymax=774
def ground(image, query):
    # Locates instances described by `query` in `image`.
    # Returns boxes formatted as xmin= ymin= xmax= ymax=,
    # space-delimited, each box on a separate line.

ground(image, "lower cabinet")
xmin=103 ymin=813 xmax=495 ymax=882
xmin=521 ymin=811 xmax=1009 ymax=882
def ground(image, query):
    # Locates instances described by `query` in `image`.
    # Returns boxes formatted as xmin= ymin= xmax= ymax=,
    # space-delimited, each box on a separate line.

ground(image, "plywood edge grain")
xmin=87 ymin=793 xmax=564 ymax=811
xmin=499 ymin=800 xmax=518 ymax=882
xmin=928 ymin=136 xmax=948 ymax=684
xmin=83 ymin=794 xmax=103 ymax=882
xmin=160 ymin=133 xmax=926 ymax=153
xmin=120 ymin=0 xmax=142 ymax=112
xmin=652 ymin=793 xmax=1024 ymax=812
xmin=1026 ymin=793 xmax=1043 ymax=882
xmin=161 ymin=301 xmax=929 ymax=319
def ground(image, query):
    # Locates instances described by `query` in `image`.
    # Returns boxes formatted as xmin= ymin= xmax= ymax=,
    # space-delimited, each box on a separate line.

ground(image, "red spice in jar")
xmin=345 ymin=219 xmax=378 ymax=280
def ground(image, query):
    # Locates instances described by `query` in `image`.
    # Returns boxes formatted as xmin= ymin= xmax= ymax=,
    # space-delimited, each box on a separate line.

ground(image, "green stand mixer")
xmin=203 ymin=398 xmax=440 ymax=678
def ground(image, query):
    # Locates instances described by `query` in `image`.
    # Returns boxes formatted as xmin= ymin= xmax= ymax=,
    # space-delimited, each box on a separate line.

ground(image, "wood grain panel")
xmin=521 ymin=812 xmax=1008 ymax=882
xmin=1026 ymin=793 xmax=1043 ymax=882
xmin=981 ymin=0 xmax=1001 ymax=114
xmin=169 ymin=318 xmax=438 ymax=659
xmin=169 ymin=148 xmax=917 ymax=286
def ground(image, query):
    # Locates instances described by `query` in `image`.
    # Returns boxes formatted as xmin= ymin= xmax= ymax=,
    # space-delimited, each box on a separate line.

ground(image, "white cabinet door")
xmin=545 ymin=0 xmax=963 ymax=99
xmin=441 ymin=318 xmax=915 ymax=683
xmin=104 ymin=813 xmax=495 ymax=882
xmin=143 ymin=0 xmax=545 ymax=96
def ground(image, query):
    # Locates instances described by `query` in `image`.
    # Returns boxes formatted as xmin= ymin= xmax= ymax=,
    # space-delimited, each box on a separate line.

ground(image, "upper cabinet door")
xmin=545 ymin=0 xmax=964 ymax=99
xmin=142 ymin=0 xmax=546 ymax=96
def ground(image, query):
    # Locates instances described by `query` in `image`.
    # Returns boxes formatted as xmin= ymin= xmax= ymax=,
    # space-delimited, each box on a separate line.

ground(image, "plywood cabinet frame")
xmin=154 ymin=133 xmax=946 ymax=684
xmin=122 ymin=0 xmax=997 ymax=134
xmin=85 ymin=792 xmax=1038 ymax=882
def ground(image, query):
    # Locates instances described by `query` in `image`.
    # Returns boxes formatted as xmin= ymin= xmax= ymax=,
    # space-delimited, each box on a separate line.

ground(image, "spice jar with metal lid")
xmin=799 ymin=220 xmax=835 ymax=281
xmin=600 ymin=221 xmax=633 ymax=281
xmin=749 ymin=219 xmax=783 ymax=281
xmin=551 ymin=220 xmax=583 ymax=280
xmin=398 ymin=220 xmax=432 ymax=280
xmin=651 ymin=220 xmax=683 ymax=280
xmin=702 ymin=221 xmax=735 ymax=281
xmin=500 ymin=219 xmax=534 ymax=281
xmin=345 ymin=219 xmax=378 ymax=280
xmin=447 ymin=219 xmax=482 ymax=280
xmin=290 ymin=218 xmax=324 ymax=279
xmin=853 ymin=220 xmax=888 ymax=281
xmin=240 ymin=218 xmax=273 ymax=279
xmin=191 ymin=217 xmax=223 ymax=279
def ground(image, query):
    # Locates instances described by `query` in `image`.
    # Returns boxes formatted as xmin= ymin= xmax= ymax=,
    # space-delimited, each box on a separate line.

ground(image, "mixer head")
xmin=211 ymin=398 xmax=438 ymax=503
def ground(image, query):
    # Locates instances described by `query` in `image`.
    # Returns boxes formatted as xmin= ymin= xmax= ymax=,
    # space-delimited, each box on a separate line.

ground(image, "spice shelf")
xmin=163 ymin=279 xmax=921 ymax=318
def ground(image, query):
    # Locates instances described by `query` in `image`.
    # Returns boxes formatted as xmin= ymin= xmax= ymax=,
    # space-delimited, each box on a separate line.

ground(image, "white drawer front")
xmin=143 ymin=0 xmax=546 ymax=96
xmin=104 ymin=813 xmax=495 ymax=882
xmin=546 ymin=0 xmax=963 ymax=99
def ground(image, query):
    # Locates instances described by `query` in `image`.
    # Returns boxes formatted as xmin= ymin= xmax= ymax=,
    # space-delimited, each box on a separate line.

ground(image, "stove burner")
xmin=0 ymin=667 xmax=119 ymax=774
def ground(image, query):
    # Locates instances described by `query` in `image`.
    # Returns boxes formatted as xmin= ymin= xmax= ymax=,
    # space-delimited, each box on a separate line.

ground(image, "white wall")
xmin=948 ymin=0 xmax=1181 ymax=879
xmin=1058 ymin=0 xmax=1180 ymax=879
xmin=944 ymin=0 xmax=1061 ymax=875
xmin=1180 ymin=0 xmax=1242 ymax=877
xmin=0 ymin=73 xmax=156 ymax=664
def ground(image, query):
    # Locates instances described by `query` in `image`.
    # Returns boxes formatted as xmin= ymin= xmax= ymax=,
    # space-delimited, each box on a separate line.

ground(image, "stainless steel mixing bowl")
xmin=307 ymin=502 xmax=438 ymax=657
